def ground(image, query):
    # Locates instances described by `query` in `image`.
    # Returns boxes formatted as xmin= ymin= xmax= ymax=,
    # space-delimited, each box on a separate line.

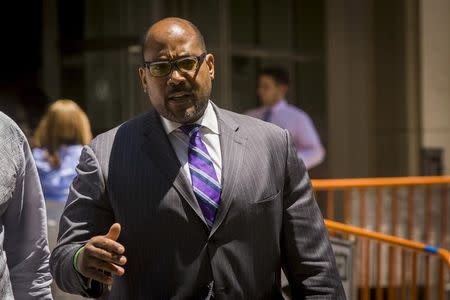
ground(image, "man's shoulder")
xmin=0 ymin=112 xmax=26 ymax=163
xmin=217 ymin=107 xmax=286 ymax=137
xmin=244 ymin=106 xmax=265 ymax=118
xmin=0 ymin=111 xmax=26 ymax=144
xmin=0 ymin=112 xmax=26 ymax=205
xmin=282 ymin=103 xmax=310 ymax=120
xmin=217 ymin=108 xmax=290 ymax=160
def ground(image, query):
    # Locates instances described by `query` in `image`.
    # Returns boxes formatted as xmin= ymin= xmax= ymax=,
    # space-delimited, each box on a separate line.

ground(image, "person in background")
xmin=247 ymin=67 xmax=325 ymax=170
xmin=32 ymin=99 xmax=92 ymax=300
xmin=32 ymin=99 xmax=92 ymax=246
xmin=0 ymin=111 xmax=53 ymax=299
xmin=32 ymin=99 xmax=92 ymax=203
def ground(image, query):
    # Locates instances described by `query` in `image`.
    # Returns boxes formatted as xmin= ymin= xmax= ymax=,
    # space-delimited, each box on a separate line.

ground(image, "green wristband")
xmin=73 ymin=246 xmax=85 ymax=273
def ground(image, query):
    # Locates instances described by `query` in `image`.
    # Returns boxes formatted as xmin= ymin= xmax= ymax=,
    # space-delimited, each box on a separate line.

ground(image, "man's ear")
xmin=280 ymin=84 xmax=288 ymax=97
xmin=138 ymin=67 xmax=147 ymax=91
xmin=205 ymin=53 xmax=215 ymax=80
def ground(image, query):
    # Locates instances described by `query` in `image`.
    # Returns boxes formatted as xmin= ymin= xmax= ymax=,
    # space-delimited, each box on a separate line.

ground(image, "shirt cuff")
xmin=72 ymin=245 xmax=93 ymax=291
xmin=73 ymin=245 xmax=84 ymax=273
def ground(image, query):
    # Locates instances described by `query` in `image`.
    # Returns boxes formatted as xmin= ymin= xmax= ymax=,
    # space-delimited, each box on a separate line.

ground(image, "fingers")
xmin=85 ymin=243 xmax=127 ymax=266
xmin=77 ymin=223 xmax=127 ymax=283
xmin=79 ymin=244 xmax=126 ymax=281
xmin=89 ymin=257 xmax=125 ymax=276
xmin=105 ymin=223 xmax=121 ymax=241
xmin=83 ymin=267 xmax=113 ymax=285
xmin=91 ymin=235 xmax=125 ymax=255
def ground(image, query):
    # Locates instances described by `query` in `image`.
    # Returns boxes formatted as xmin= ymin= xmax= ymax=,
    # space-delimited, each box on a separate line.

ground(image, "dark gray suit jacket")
xmin=50 ymin=105 xmax=345 ymax=299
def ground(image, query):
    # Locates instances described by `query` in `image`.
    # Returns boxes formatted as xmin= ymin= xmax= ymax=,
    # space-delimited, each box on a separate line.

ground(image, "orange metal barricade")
xmin=325 ymin=220 xmax=450 ymax=300
xmin=313 ymin=176 xmax=450 ymax=300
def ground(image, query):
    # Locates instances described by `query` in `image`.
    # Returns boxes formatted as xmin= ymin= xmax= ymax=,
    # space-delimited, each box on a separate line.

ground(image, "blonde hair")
xmin=33 ymin=99 xmax=92 ymax=167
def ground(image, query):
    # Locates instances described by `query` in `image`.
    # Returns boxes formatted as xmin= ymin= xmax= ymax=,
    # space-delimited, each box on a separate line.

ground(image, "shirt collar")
xmin=270 ymin=99 xmax=288 ymax=114
xmin=160 ymin=100 xmax=219 ymax=135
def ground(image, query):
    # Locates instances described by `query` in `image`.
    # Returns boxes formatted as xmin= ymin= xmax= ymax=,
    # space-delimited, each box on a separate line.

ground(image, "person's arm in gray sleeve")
xmin=281 ymin=130 xmax=345 ymax=299
xmin=50 ymin=145 xmax=114 ymax=298
xmin=3 ymin=130 xmax=53 ymax=299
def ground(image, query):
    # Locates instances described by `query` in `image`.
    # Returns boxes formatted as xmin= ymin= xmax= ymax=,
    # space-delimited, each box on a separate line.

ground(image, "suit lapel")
xmin=210 ymin=106 xmax=246 ymax=237
xmin=140 ymin=110 xmax=208 ymax=228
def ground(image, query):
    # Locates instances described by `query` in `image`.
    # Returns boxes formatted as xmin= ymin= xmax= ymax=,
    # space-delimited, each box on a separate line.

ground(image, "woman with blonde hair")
xmin=33 ymin=99 xmax=91 ymax=299
xmin=32 ymin=99 xmax=92 ymax=203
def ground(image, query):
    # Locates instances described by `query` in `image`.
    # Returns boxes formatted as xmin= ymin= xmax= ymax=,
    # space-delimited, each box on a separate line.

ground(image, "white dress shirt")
xmin=247 ymin=99 xmax=325 ymax=170
xmin=160 ymin=101 xmax=222 ymax=184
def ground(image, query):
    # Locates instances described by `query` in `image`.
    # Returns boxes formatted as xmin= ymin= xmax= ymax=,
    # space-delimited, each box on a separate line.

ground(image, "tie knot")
xmin=179 ymin=124 xmax=201 ymax=137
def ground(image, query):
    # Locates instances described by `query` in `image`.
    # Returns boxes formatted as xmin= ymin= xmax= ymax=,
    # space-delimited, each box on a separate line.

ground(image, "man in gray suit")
xmin=50 ymin=17 xmax=345 ymax=299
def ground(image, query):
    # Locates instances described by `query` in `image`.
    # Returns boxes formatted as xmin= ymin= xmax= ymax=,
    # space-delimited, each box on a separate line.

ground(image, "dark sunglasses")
xmin=144 ymin=53 xmax=207 ymax=77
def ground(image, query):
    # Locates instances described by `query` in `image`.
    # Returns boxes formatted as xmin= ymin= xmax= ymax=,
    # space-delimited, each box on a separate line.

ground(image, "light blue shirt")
xmin=247 ymin=99 xmax=325 ymax=169
xmin=33 ymin=145 xmax=83 ymax=202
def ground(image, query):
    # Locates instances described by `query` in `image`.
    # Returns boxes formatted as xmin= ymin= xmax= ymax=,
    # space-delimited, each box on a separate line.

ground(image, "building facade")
xmin=34 ymin=0 xmax=450 ymax=178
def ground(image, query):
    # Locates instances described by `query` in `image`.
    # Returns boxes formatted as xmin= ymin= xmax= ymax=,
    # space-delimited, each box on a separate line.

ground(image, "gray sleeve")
xmin=3 ymin=132 xmax=53 ymax=299
xmin=50 ymin=145 xmax=113 ymax=298
xmin=281 ymin=130 xmax=346 ymax=299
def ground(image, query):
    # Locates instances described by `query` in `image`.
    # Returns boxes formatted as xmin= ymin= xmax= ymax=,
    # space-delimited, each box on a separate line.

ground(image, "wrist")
xmin=73 ymin=245 xmax=85 ymax=273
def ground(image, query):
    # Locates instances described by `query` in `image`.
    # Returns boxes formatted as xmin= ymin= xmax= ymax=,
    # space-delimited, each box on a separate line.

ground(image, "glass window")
xmin=181 ymin=1 xmax=221 ymax=48
xmin=227 ymin=0 xmax=326 ymax=122
xmin=230 ymin=0 xmax=257 ymax=46
xmin=295 ymin=61 xmax=327 ymax=137
xmin=294 ymin=1 xmax=325 ymax=54
xmin=74 ymin=0 xmax=326 ymax=135
xmin=296 ymin=61 xmax=326 ymax=114
xmin=85 ymin=50 xmax=126 ymax=131
xmin=258 ymin=0 xmax=292 ymax=50
xmin=231 ymin=56 xmax=259 ymax=113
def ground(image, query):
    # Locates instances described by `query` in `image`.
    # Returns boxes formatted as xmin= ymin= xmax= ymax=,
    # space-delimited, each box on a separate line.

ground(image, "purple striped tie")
xmin=180 ymin=124 xmax=221 ymax=228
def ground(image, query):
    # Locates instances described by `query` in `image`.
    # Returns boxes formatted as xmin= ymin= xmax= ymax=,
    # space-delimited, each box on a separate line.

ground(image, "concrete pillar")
xmin=326 ymin=0 xmax=374 ymax=178
xmin=420 ymin=0 xmax=450 ymax=174
xmin=327 ymin=0 xmax=422 ymax=178
xmin=404 ymin=0 xmax=421 ymax=175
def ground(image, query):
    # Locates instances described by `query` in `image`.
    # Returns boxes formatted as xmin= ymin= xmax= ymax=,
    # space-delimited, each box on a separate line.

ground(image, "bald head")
xmin=138 ymin=17 xmax=215 ymax=124
xmin=142 ymin=17 xmax=206 ymax=61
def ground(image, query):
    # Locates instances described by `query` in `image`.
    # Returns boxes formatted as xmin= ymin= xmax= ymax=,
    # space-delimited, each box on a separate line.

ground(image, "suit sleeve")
xmin=50 ymin=145 xmax=113 ymax=298
xmin=281 ymin=130 xmax=346 ymax=299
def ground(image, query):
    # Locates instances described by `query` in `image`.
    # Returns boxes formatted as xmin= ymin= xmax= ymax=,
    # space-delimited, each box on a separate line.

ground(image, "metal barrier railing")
xmin=326 ymin=220 xmax=450 ymax=300
xmin=312 ymin=176 xmax=450 ymax=300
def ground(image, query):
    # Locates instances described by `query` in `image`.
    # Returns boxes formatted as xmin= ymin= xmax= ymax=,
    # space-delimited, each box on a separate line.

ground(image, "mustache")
xmin=167 ymin=86 xmax=193 ymax=95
